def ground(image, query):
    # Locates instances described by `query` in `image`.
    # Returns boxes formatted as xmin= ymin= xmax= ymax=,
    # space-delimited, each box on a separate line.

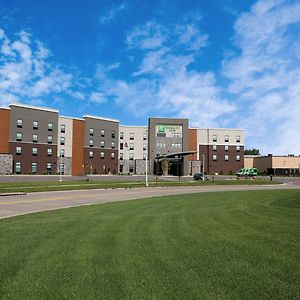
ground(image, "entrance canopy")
xmin=155 ymin=151 xmax=197 ymax=160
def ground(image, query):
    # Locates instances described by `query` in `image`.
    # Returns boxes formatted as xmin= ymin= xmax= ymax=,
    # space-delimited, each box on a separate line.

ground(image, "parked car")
xmin=193 ymin=173 xmax=209 ymax=180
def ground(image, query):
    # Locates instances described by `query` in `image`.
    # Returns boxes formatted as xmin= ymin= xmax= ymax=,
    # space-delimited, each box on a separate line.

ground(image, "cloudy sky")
xmin=0 ymin=0 xmax=300 ymax=155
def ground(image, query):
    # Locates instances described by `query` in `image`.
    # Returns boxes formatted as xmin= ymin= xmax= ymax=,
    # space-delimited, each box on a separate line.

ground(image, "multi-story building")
xmin=0 ymin=103 xmax=245 ymax=176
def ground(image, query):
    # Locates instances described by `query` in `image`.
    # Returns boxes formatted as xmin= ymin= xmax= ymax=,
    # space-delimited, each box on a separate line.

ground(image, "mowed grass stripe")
xmin=0 ymin=190 xmax=299 ymax=299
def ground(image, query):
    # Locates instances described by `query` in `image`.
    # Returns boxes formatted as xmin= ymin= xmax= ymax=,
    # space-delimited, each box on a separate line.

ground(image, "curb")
xmin=0 ymin=192 xmax=27 ymax=197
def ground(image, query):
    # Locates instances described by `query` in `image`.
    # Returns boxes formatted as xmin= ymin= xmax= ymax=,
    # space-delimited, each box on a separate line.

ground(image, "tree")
xmin=244 ymin=148 xmax=260 ymax=155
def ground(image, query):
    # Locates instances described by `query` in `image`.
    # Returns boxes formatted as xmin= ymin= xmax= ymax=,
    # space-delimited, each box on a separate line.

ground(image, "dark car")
xmin=193 ymin=173 xmax=209 ymax=180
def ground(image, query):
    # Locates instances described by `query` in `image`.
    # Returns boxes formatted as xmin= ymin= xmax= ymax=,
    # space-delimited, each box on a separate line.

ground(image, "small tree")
xmin=161 ymin=158 xmax=170 ymax=176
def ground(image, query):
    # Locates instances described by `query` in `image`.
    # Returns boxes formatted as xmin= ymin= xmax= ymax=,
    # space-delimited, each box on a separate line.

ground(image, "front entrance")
xmin=154 ymin=157 xmax=183 ymax=176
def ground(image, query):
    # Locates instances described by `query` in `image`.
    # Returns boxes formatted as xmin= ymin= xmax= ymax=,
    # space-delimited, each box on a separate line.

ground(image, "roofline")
xmin=0 ymin=106 xmax=10 ymax=110
xmin=83 ymin=115 xmax=119 ymax=123
xmin=120 ymin=125 xmax=147 ymax=128
xmin=9 ymin=103 xmax=59 ymax=113
xmin=196 ymin=128 xmax=244 ymax=131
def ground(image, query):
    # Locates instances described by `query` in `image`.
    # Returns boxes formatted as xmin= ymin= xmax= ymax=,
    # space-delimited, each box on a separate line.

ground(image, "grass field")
xmin=0 ymin=178 xmax=277 ymax=193
xmin=0 ymin=190 xmax=299 ymax=299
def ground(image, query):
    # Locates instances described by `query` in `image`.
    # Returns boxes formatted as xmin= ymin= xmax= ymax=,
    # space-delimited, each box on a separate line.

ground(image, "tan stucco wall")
xmin=58 ymin=117 xmax=73 ymax=157
xmin=272 ymin=156 xmax=300 ymax=169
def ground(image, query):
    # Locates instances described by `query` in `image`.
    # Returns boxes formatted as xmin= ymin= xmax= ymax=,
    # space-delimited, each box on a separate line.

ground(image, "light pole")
xmin=145 ymin=130 xmax=149 ymax=187
xmin=59 ymin=149 xmax=63 ymax=182
xmin=202 ymin=154 xmax=205 ymax=181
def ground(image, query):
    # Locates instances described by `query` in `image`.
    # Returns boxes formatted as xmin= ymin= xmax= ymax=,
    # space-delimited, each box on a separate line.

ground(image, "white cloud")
xmin=99 ymin=2 xmax=127 ymax=25
xmin=90 ymin=91 xmax=107 ymax=104
xmin=222 ymin=0 xmax=300 ymax=155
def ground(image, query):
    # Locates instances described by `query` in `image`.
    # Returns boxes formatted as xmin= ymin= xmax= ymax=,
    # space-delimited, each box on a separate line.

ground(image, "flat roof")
xmin=83 ymin=115 xmax=119 ymax=123
xmin=119 ymin=125 xmax=147 ymax=128
xmin=9 ymin=103 xmax=59 ymax=113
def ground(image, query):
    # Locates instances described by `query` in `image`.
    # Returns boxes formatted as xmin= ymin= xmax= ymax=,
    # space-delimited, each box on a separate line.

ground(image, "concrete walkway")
xmin=1 ymin=184 xmax=299 ymax=220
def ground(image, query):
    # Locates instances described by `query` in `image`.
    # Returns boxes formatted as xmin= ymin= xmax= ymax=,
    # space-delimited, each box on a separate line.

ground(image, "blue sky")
xmin=1 ymin=0 xmax=300 ymax=155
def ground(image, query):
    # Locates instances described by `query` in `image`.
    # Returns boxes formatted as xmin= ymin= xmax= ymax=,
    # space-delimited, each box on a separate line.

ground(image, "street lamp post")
xmin=59 ymin=150 xmax=62 ymax=182
xmin=145 ymin=130 xmax=149 ymax=187
xmin=202 ymin=154 xmax=205 ymax=181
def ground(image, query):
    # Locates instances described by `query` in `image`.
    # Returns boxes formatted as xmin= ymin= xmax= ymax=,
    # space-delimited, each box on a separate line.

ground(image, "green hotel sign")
xmin=157 ymin=125 xmax=181 ymax=133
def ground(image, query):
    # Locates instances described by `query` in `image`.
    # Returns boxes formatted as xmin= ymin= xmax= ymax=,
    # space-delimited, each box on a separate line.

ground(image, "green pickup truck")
xmin=237 ymin=168 xmax=258 ymax=177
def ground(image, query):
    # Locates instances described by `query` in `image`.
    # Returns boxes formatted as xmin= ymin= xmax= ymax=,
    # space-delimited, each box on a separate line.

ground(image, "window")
xmin=100 ymin=152 xmax=104 ymax=159
xmin=100 ymin=140 xmax=105 ymax=148
xmin=111 ymin=141 xmax=115 ymax=149
xmin=112 ymin=130 xmax=116 ymax=138
xmin=32 ymin=134 xmax=38 ymax=143
xmin=143 ymin=143 xmax=147 ymax=151
xmin=89 ymin=128 xmax=94 ymax=136
xmin=16 ymin=146 xmax=21 ymax=155
xmin=130 ymin=133 xmax=134 ymax=140
xmin=225 ymin=145 xmax=229 ymax=151
xmin=172 ymin=133 xmax=181 ymax=138
xmin=213 ymin=155 xmax=217 ymax=161
xmin=89 ymin=151 xmax=93 ymax=158
xmin=60 ymin=149 xmax=65 ymax=157
xmin=31 ymin=163 xmax=37 ymax=174
xmin=48 ymin=122 xmax=53 ymax=131
xmin=212 ymin=145 xmax=217 ymax=151
xmin=33 ymin=121 xmax=38 ymax=129
xmin=32 ymin=147 xmax=37 ymax=156
xmin=171 ymin=143 xmax=181 ymax=148
xmin=225 ymin=155 xmax=229 ymax=161
xmin=236 ymin=145 xmax=240 ymax=152
xmin=129 ymin=153 xmax=134 ymax=160
xmin=143 ymin=153 xmax=146 ymax=160
xmin=15 ymin=162 xmax=21 ymax=173
xmin=225 ymin=135 xmax=229 ymax=142
xmin=236 ymin=135 xmax=241 ymax=143
xmin=129 ymin=143 xmax=134 ymax=150
xmin=120 ymin=131 xmax=124 ymax=139
xmin=129 ymin=166 xmax=134 ymax=173
xmin=17 ymin=119 xmax=23 ymax=128
xmin=213 ymin=135 xmax=217 ymax=142
xmin=101 ymin=129 xmax=105 ymax=137
xmin=143 ymin=132 xmax=147 ymax=140
xmin=47 ymin=148 xmax=52 ymax=156
xmin=120 ymin=153 xmax=123 ymax=160
xmin=236 ymin=155 xmax=241 ymax=161
xmin=46 ymin=163 xmax=52 ymax=174
xmin=48 ymin=135 xmax=53 ymax=144
xmin=111 ymin=152 xmax=115 ymax=159
xmin=120 ymin=143 xmax=123 ymax=150
xmin=60 ymin=137 xmax=65 ymax=145
xmin=89 ymin=139 xmax=94 ymax=147
xmin=59 ymin=163 xmax=65 ymax=174
xmin=61 ymin=124 xmax=65 ymax=133
xmin=16 ymin=132 xmax=22 ymax=141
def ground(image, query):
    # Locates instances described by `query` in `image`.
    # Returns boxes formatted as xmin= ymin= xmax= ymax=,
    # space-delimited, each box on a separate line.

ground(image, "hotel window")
xmin=129 ymin=143 xmax=134 ymax=150
xmin=224 ymin=135 xmax=229 ymax=142
xmin=236 ymin=155 xmax=241 ymax=161
xmin=129 ymin=153 xmax=134 ymax=160
xmin=89 ymin=139 xmax=94 ymax=147
xmin=212 ymin=135 xmax=217 ymax=142
xmin=17 ymin=119 xmax=23 ymax=128
xmin=48 ymin=135 xmax=53 ymax=144
xmin=89 ymin=151 xmax=93 ymax=158
xmin=15 ymin=162 xmax=21 ymax=173
xmin=33 ymin=121 xmax=39 ymax=129
xmin=236 ymin=135 xmax=241 ymax=143
xmin=129 ymin=166 xmax=134 ymax=173
xmin=130 ymin=133 xmax=134 ymax=140
xmin=111 ymin=141 xmax=115 ymax=149
xmin=213 ymin=155 xmax=217 ymax=161
xmin=60 ymin=149 xmax=65 ymax=157
xmin=143 ymin=143 xmax=147 ymax=151
xmin=32 ymin=147 xmax=37 ymax=156
xmin=120 ymin=153 xmax=123 ymax=160
xmin=59 ymin=163 xmax=65 ymax=174
xmin=33 ymin=134 xmax=38 ymax=143
xmin=120 ymin=131 xmax=124 ymax=139
xmin=100 ymin=140 xmax=105 ymax=148
xmin=213 ymin=145 xmax=217 ymax=151
xmin=46 ymin=163 xmax=52 ymax=173
xmin=100 ymin=152 xmax=104 ymax=159
xmin=143 ymin=133 xmax=147 ymax=140
xmin=60 ymin=137 xmax=65 ymax=145
xmin=16 ymin=132 xmax=22 ymax=141
xmin=225 ymin=145 xmax=229 ymax=151
xmin=48 ymin=122 xmax=53 ymax=131
xmin=143 ymin=154 xmax=146 ymax=160
xmin=47 ymin=148 xmax=52 ymax=156
xmin=112 ymin=130 xmax=116 ymax=138
xmin=236 ymin=145 xmax=240 ymax=152
xmin=16 ymin=146 xmax=22 ymax=155
xmin=120 ymin=143 xmax=123 ymax=150
xmin=61 ymin=124 xmax=65 ymax=133
xmin=90 ymin=128 xmax=94 ymax=136
xmin=101 ymin=129 xmax=105 ymax=137
xmin=111 ymin=152 xmax=115 ymax=159
xmin=31 ymin=162 xmax=37 ymax=174
xmin=225 ymin=155 xmax=229 ymax=161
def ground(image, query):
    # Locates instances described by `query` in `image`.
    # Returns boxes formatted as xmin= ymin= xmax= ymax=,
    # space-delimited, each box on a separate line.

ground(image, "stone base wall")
xmin=0 ymin=154 xmax=13 ymax=175
xmin=57 ymin=157 xmax=72 ymax=175
xmin=135 ymin=159 xmax=149 ymax=175
xmin=188 ymin=160 xmax=202 ymax=175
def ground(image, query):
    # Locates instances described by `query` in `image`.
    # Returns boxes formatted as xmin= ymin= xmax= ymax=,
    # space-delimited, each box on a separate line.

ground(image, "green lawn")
xmin=0 ymin=178 xmax=277 ymax=193
xmin=1 ymin=190 xmax=299 ymax=299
